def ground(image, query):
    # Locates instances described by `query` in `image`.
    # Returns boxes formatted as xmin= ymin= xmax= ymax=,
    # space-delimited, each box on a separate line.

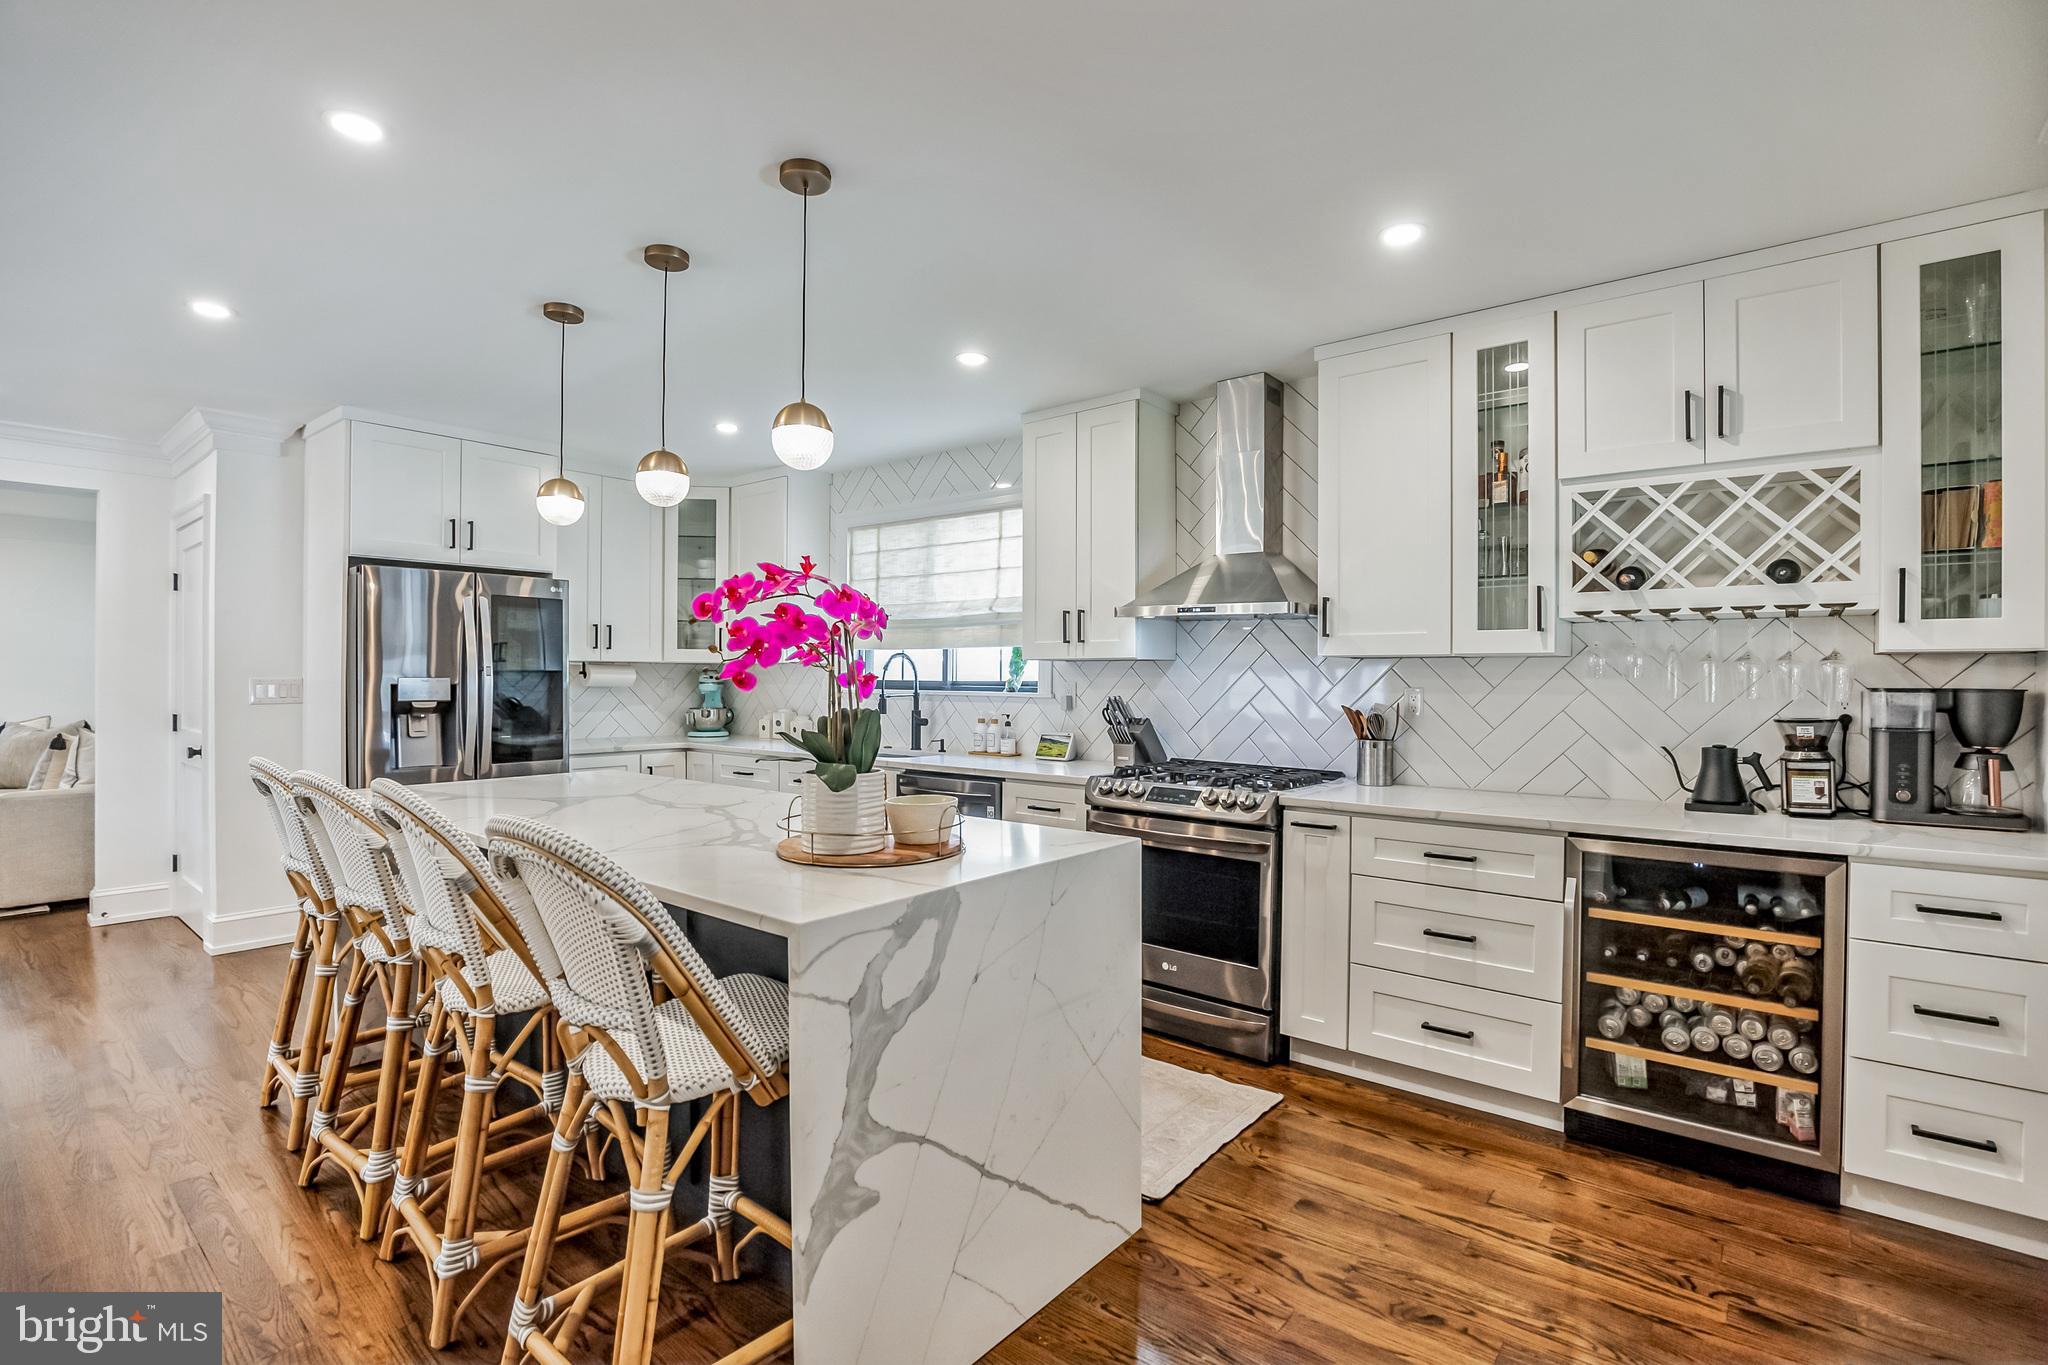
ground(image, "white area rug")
xmin=1141 ymin=1056 xmax=1282 ymax=1201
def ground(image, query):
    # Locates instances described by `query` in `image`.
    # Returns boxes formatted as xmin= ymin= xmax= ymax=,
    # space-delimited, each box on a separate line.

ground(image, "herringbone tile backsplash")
xmin=576 ymin=379 xmax=2043 ymax=812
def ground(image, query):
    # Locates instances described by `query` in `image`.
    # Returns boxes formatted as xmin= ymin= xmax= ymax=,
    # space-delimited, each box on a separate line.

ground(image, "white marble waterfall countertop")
xmin=877 ymin=751 xmax=1112 ymax=787
xmin=410 ymin=769 xmax=1132 ymax=937
xmin=571 ymin=733 xmax=804 ymax=759
xmin=1281 ymin=782 xmax=2048 ymax=875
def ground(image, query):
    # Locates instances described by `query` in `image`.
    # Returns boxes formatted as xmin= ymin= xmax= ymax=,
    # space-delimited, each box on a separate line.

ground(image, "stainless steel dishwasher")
xmin=893 ymin=769 xmax=1003 ymax=819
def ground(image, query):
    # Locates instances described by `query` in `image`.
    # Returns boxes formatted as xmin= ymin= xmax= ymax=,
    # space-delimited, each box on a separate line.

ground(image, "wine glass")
xmin=1621 ymin=618 xmax=1650 ymax=684
xmin=1818 ymin=649 xmax=1851 ymax=715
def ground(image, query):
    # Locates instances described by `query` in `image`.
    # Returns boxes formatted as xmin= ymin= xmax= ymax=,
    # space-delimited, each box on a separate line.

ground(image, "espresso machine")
xmin=1866 ymin=687 xmax=2030 ymax=831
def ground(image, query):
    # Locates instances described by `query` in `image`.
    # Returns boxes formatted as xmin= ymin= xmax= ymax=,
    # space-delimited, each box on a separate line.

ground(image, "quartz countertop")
xmin=411 ymin=769 xmax=1134 ymax=937
xmin=571 ymin=733 xmax=803 ymax=760
xmin=1280 ymin=782 xmax=2048 ymax=875
xmin=876 ymin=751 xmax=1112 ymax=787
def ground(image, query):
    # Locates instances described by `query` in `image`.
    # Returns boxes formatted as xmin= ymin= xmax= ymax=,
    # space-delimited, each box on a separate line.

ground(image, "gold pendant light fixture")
xmin=534 ymin=301 xmax=587 ymax=526
xmin=771 ymin=157 xmax=834 ymax=471
xmin=635 ymin=243 xmax=693 ymax=507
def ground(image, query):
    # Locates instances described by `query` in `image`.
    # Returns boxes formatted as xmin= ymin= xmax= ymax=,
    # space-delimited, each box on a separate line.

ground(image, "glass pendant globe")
xmin=771 ymin=400 xmax=834 ymax=471
xmin=535 ymin=477 xmax=586 ymax=526
xmin=634 ymin=448 xmax=691 ymax=507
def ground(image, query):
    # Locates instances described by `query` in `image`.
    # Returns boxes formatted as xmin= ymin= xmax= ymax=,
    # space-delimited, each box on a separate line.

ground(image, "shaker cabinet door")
xmin=1280 ymin=813 xmax=1352 ymax=1049
xmin=348 ymin=423 xmax=465 ymax=563
xmin=1703 ymin=247 xmax=1879 ymax=462
xmin=596 ymin=476 xmax=666 ymax=661
xmin=558 ymin=470 xmax=603 ymax=662
xmin=459 ymin=441 xmax=555 ymax=573
xmin=1451 ymin=313 xmax=1562 ymax=656
xmin=1558 ymin=283 xmax=1705 ymax=479
xmin=1021 ymin=412 xmax=1079 ymax=659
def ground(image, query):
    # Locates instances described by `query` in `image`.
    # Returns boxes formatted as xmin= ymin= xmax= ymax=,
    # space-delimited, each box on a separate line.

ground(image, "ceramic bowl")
xmin=883 ymin=793 xmax=957 ymax=845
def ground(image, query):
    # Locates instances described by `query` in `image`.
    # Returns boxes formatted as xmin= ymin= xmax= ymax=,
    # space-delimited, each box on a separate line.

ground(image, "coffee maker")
xmin=1866 ymin=687 xmax=2030 ymax=831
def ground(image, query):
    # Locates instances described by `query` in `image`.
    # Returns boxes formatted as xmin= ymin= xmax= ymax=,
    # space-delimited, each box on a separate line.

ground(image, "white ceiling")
xmin=3 ymin=0 xmax=2045 ymax=477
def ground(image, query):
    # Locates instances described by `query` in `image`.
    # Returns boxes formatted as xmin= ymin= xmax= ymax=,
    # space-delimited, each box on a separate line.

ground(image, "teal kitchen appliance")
xmin=686 ymin=670 xmax=733 ymax=738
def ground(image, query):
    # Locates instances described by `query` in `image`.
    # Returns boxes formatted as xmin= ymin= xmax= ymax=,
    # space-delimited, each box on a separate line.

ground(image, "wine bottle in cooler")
xmin=1740 ymin=892 xmax=1765 ymax=919
xmin=1659 ymin=886 xmax=1709 ymax=915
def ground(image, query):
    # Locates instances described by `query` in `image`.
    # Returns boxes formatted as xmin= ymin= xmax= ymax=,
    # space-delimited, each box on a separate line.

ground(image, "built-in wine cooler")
xmin=1564 ymin=837 xmax=1845 ymax=1200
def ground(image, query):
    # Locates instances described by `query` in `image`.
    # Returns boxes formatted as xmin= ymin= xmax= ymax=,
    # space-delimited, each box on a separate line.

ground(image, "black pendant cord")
xmin=799 ymin=188 xmax=809 ymax=403
xmin=659 ymin=268 xmax=670 ymax=451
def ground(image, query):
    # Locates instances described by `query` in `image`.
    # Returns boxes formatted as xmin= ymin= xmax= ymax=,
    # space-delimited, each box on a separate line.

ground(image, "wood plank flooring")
xmin=4 ymin=911 xmax=2044 ymax=1363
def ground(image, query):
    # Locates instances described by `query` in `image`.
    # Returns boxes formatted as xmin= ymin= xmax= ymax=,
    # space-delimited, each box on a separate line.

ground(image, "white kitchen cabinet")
xmin=1002 ymin=780 xmax=1087 ymax=830
xmin=557 ymin=472 xmax=667 ymax=663
xmin=1347 ymin=966 xmax=1562 ymax=1102
xmin=1020 ymin=393 xmax=1175 ymax=661
xmin=1279 ymin=813 xmax=1352 ymax=1049
xmin=348 ymin=423 xmax=464 ymax=562
xmin=1703 ymin=247 xmax=1879 ymax=462
xmin=1878 ymin=213 xmax=2047 ymax=653
xmin=572 ymin=751 xmax=638 ymax=773
xmin=1451 ymin=314 xmax=1563 ymax=655
xmin=1316 ymin=334 xmax=1453 ymax=656
xmin=1558 ymin=282 xmax=1705 ymax=479
xmin=641 ymin=754 xmax=685 ymax=778
xmin=459 ymin=442 xmax=555 ymax=572
xmin=663 ymin=490 xmax=730 ymax=661
xmin=683 ymin=751 xmax=715 ymax=784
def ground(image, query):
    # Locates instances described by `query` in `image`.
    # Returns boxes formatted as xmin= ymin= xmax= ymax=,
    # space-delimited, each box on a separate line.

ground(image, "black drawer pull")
xmin=1912 ymin=1003 xmax=2001 ymax=1028
xmin=1023 ymin=804 xmax=1063 ymax=814
xmin=1422 ymin=851 xmax=1479 ymax=864
xmin=730 ymin=770 xmax=755 ymax=778
xmin=1915 ymin=903 xmax=2004 ymax=923
xmin=1290 ymin=821 xmax=1340 ymax=832
xmin=1423 ymin=928 xmax=1478 ymax=944
xmin=1420 ymin=1021 xmax=1475 ymax=1040
xmin=1911 ymin=1124 xmax=1998 ymax=1154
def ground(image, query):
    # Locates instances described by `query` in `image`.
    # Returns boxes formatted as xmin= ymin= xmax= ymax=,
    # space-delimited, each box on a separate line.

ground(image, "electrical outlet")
xmin=249 ymin=678 xmax=303 ymax=705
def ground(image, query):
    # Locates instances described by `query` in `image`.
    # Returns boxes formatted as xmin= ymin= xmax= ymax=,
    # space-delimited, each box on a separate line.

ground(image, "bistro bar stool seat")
xmin=371 ymin=778 xmax=566 ymax=1349
xmin=249 ymin=757 xmax=346 ymax=1154
xmin=486 ymin=815 xmax=792 ymax=1365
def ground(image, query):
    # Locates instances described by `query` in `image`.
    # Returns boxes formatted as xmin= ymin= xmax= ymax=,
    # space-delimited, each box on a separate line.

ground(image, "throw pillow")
xmin=27 ymin=733 xmax=69 ymax=791
xmin=61 ymin=728 xmax=96 ymax=788
xmin=0 ymin=715 xmax=51 ymax=734
xmin=0 ymin=727 xmax=54 ymax=789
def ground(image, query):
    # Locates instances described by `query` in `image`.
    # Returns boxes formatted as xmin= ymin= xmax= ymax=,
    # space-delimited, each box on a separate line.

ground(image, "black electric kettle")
xmin=1661 ymin=744 xmax=1775 ymax=814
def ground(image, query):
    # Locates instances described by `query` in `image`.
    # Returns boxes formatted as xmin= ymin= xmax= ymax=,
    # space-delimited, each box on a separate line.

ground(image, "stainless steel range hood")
xmin=1118 ymin=372 xmax=1318 ymax=619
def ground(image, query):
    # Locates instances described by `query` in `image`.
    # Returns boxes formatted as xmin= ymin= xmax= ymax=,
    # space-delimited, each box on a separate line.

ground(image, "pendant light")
xmin=534 ymin=301 xmax=587 ymax=526
xmin=771 ymin=157 xmax=834 ymax=471
xmin=635 ymin=243 xmax=692 ymax=507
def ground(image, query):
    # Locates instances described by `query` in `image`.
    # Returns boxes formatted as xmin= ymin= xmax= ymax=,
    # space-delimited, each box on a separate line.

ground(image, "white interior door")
xmin=348 ymin=423 xmax=463 ymax=562
xmin=459 ymin=442 xmax=554 ymax=572
xmin=1077 ymin=402 xmax=1135 ymax=658
xmin=597 ymin=476 xmax=665 ymax=660
xmin=1021 ymin=413 xmax=1078 ymax=658
xmin=1705 ymin=247 xmax=1879 ymax=461
xmin=1558 ymin=282 xmax=1705 ymax=477
xmin=558 ymin=469 xmax=602 ymax=662
xmin=1316 ymin=334 xmax=1452 ymax=656
xmin=171 ymin=502 xmax=211 ymax=932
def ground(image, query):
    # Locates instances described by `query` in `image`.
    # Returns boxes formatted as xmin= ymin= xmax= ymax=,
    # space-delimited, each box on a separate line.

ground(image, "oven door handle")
xmin=1086 ymin=810 xmax=1275 ymax=858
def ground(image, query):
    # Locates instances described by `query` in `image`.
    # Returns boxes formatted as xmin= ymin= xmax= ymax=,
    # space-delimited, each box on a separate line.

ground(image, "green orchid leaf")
xmin=812 ymin=761 xmax=857 ymax=792
xmin=850 ymin=708 xmax=882 ymax=772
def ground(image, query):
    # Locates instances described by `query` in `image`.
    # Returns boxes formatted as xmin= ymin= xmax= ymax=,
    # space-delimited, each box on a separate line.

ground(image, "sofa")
xmin=0 ymin=719 xmax=95 ymax=910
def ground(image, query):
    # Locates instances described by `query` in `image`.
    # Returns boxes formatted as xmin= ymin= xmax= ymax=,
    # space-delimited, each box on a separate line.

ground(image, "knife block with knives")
xmin=1100 ymin=695 xmax=1169 ymax=766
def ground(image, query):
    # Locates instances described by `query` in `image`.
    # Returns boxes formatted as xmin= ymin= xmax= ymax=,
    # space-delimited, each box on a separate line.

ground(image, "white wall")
xmin=0 ymin=484 xmax=96 ymax=723
xmin=0 ymin=427 xmax=173 ymax=919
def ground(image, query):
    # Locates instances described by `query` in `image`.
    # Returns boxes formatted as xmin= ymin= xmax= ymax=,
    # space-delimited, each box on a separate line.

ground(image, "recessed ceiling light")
xmin=714 ymin=420 xmax=739 ymax=435
xmin=1503 ymin=361 xmax=1530 ymax=373
xmin=955 ymin=351 xmax=989 ymax=368
xmin=325 ymin=110 xmax=385 ymax=144
xmin=188 ymin=298 xmax=233 ymax=321
xmin=1378 ymin=222 xmax=1425 ymax=248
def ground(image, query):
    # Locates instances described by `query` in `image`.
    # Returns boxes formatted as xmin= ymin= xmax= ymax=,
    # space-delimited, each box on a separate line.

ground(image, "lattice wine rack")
xmin=1566 ymin=461 xmax=1872 ymax=619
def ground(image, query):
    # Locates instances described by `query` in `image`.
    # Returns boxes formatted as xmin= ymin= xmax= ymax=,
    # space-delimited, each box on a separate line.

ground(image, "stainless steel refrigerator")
xmin=347 ymin=560 xmax=571 ymax=787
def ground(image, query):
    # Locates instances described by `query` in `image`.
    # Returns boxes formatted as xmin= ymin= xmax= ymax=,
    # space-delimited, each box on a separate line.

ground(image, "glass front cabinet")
xmin=1880 ymin=212 xmax=2046 ymax=652
xmin=1451 ymin=312 xmax=1563 ymax=654
xmin=662 ymin=488 xmax=730 ymax=662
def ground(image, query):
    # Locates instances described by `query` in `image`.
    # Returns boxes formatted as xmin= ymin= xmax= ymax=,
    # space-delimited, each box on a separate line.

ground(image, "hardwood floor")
xmin=5 ymin=911 xmax=2044 ymax=1364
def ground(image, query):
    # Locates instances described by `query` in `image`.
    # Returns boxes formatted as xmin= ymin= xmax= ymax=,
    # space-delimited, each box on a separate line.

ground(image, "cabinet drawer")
xmin=1848 ymin=940 xmax=2048 ymax=1092
xmin=1351 ymin=817 xmax=1564 ymax=902
xmin=1844 ymin=1058 xmax=2048 ymax=1219
xmin=710 ymin=755 xmax=777 ymax=790
xmin=1347 ymin=966 xmax=1561 ymax=1101
xmin=1851 ymin=862 xmax=2048 ymax=963
xmin=1350 ymin=876 xmax=1563 ymax=1001
xmin=1002 ymin=780 xmax=1087 ymax=830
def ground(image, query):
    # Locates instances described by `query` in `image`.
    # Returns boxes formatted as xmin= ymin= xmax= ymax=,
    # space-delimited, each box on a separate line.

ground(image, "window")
xmin=848 ymin=503 xmax=1037 ymax=690
xmin=866 ymin=646 xmax=1039 ymax=693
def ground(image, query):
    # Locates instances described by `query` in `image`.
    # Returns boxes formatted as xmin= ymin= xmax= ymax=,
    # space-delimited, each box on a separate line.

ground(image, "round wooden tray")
xmin=774 ymin=835 xmax=964 ymax=868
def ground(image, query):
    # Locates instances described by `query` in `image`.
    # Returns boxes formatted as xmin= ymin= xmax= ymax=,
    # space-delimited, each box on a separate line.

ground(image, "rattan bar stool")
xmin=249 ymin=757 xmax=347 ymax=1153
xmin=486 ymin=816 xmax=793 ymax=1365
xmin=371 ymin=778 xmax=566 ymax=1348
xmin=290 ymin=769 xmax=426 ymax=1242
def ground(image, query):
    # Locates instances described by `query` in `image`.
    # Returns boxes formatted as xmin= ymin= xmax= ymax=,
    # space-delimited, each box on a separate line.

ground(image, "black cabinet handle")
xmin=1535 ymin=585 xmax=1545 ymax=633
xmin=1683 ymin=389 xmax=1695 ymax=443
xmin=1077 ymin=608 xmax=1086 ymax=643
xmin=1423 ymin=927 xmax=1479 ymax=944
xmin=592 ymin=624 xmax=601 ymax=650
xmin=1422 ymin=851 xmax=1479 ymax=864
xmin=1716 ymin=384 xmax=1729 ymax=439
xmin=1061 ymin=610 xmax=1070 ymax=645
xmin=1899 ymin=566 xmax=1907 ymax=623
xmin=1915 ymin=903 xmax=2004 ymax=923
xmin=1024 ymin=803 xmax=1063 ymax=814
xmin=1913 ymin=1003 xmax=2001 ymax=1028
xmin=605 ymin=625 xmax=613 ymax=649
xmin=1290 ymin=821 xmax=1340 ymax=832
xmin=1320 ymin=596 xmax=1331 ymax=638
xmin=731 ymin=770 xmax=755 ymax=778
xmin=185 ymin=746 xmax=203 ymax=759
xmin=448 ymin=517 xmax=458 ymax=550
xmin=1420 ymin=1021 xmax=1475 ymax=1040
xmin=1911 ymin=1124 xmax=1998 ymax=1154
xmin=466 ymin=519 xmax=475 ymax=551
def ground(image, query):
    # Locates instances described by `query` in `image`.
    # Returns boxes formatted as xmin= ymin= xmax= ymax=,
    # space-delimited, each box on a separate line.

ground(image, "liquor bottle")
xmin=1490 ymin=440 xmax=1510 ymax=504
xmin=1737 ymin=1009 xmax=1767 ymax=1041
xmin=1788 ymin=1042 xmax=1820 ymax=1075
xmin=1660 ymin=1022 xmax=1692 ymax=1052
xmin=1766 ymin=1017 xmax=1800 ymax=1052
xmin=1775 ymin=957 xmax=1816 ymax=1007
xmin=1721 ymin=1033 xmax=1753 ymax=1061
xmin=1750 ymin=1042 xmax=1785 ymax=1072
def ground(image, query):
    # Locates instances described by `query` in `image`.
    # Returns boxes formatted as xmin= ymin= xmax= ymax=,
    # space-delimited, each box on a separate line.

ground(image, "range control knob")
xmin=1199 ymin=787 xmax=1222 ymax=806
xmin=1234 ymin=790 xmax=1263 ymax=811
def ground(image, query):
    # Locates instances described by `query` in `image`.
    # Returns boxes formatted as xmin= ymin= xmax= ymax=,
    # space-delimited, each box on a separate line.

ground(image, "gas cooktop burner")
xmin=1108 ymin=759 xmax=1343 ymax=793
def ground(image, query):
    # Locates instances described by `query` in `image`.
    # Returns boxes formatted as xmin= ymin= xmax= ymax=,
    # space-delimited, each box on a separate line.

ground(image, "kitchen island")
xmin=410 ymin=770 xmax=1142 ymax=1365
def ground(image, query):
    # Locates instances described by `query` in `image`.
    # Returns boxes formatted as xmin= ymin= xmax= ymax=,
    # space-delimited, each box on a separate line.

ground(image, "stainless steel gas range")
xmin=1086 ymin=759 xmax=1342 ymax=1062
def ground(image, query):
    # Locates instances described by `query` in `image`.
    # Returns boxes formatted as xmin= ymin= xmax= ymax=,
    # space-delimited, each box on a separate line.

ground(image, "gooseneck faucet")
xmin=875 ymin=651 xmax=925 ymax=751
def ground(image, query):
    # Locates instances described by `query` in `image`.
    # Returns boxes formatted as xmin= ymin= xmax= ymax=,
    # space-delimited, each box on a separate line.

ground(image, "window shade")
xmin=847 ymin=506 xmax=1022 ymax=647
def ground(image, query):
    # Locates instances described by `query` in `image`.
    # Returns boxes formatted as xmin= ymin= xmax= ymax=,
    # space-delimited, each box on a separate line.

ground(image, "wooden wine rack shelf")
xmin=1584 ymin=970 xmax=1821 ymax=1022
xmin=1587 ymin=906 xmax=1823 ymax=950
xmin=1584 ymin=1037 xmax=1820 ymax=1094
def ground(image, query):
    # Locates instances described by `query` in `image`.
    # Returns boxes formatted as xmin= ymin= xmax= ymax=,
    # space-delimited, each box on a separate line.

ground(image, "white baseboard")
xmin=1289 ymin=1040 xmax=1566 ymax=1132
xmin=88 ymin=880 xmax=172 ymax=924
xmin=1842 ymin=1173 xmax=2048 ymax=1261
xmin=203 ymin=902 xmax=300 ymax=955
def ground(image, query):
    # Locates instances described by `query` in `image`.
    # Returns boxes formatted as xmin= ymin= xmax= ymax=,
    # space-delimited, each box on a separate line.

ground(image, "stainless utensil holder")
xmin=1356 ymin=738 xmax=1394 ymax=786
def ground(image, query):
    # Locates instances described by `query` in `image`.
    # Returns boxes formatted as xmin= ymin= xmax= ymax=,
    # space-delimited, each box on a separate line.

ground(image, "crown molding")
xmin=0 ymin=419 xmax=170 ymax=478
xmin=159 ymin=407 xmax=298 ymax=474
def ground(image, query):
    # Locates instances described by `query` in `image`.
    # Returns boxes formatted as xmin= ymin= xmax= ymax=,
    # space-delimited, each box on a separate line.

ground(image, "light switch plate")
xmin=249 ymin=678 xmax=303 ymax=705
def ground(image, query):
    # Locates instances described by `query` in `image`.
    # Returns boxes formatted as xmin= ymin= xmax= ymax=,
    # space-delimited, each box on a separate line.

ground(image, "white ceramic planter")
xmin=799 ymin=770 xmax=887 ymax=855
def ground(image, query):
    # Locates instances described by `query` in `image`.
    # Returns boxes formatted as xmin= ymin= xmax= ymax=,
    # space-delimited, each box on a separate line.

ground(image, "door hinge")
xmin=172 ymin=713 xmax=179 ymax=732
xmin=171 ymin=853 xmax=179 ymax=873
xmin=172 ymin=571 xmax=180 ymax=591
